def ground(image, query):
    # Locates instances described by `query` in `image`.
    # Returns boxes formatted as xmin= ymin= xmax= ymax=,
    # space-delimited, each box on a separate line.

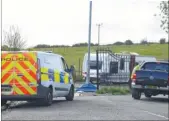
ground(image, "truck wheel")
xmin=1 ymin=100 xmax=7 ymax=106
xmin=132 ymin=89 xmax=141 ymax=100
xmin=43 ymin=88 xmax=53 ymax=106
xmin=65 ymin=86 xmax=74 ymax=101
xmin=144 ymin=93 xmax=152 ymax=98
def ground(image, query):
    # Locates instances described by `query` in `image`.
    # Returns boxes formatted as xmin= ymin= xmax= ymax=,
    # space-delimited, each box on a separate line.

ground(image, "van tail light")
xmin=82 ymin=72 xmax=87 ymax=76
xmin=36 ymin=58 xmax=41 ymax=84
xmin=131 ymin=73 xmax=136 ymax=82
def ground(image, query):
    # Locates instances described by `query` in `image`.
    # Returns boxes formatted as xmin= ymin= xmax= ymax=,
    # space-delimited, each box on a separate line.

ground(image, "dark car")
xmin=131 ymin=61 xmax=169 ymax=100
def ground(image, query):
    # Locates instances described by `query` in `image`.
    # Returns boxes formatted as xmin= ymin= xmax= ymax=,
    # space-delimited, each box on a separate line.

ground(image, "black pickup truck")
xmin=131 ymin=61 xmax=169 ymax=100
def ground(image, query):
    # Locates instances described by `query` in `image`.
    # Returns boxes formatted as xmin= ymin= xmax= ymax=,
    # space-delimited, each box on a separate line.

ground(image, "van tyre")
xmin=43 ymin=88 xmax=53 ymax=106
xmin=132 ymin=89 xmax=141 ymax=100
xmin=1 ymin=100 xmax=7 ymax=106
xmin=66 ymin=86 xmax=74 ymax=101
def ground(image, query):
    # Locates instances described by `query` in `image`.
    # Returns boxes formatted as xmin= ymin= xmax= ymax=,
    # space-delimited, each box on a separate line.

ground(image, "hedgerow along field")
xmin=33 ymin=44 xmax=168 ymax=71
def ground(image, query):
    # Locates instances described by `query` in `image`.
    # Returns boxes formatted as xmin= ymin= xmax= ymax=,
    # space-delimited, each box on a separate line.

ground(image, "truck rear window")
xmin=143 ymin=62 xmax=169 ymax=72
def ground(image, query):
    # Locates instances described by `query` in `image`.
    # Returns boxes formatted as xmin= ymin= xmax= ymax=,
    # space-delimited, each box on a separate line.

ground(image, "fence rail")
xmin=95 ymin=47 xmax=136 ymax=89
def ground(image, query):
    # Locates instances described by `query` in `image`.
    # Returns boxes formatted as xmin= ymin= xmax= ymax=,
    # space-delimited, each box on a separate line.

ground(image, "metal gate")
xmin=95 ymin=47 xmax=136 ymax=87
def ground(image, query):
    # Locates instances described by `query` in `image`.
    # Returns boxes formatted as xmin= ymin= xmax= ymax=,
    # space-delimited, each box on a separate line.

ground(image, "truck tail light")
xmin=131 ymin=73 xmax=136 ymax=82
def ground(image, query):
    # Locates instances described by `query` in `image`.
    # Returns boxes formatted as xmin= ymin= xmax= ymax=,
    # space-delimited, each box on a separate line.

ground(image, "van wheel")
xmin=1 ymin=100 xmax=7 ymax=106
xmin=132 ymin=89 xmax=141 ymax=100
xmin=65 ymin=86 xmax=74 ymax=101
xmin=43 ymin=88 xmax=53 ymax=106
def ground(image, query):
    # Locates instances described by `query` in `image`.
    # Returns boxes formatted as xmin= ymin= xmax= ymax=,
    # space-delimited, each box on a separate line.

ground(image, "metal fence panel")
xmin=96 ymin=47 xmax=136 ymax=86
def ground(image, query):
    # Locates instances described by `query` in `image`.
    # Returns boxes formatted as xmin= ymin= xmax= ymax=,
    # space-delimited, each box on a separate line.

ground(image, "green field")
xmin=33 ymin=44 xmax=168 ymax=71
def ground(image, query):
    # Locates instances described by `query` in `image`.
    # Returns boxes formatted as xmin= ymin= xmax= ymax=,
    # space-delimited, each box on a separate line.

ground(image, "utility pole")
xmin=76 ymin=0 xmax=97 ymax=92
xmin=96 ymin=23 xmax=103 ymax=46
xmin=86 ymin=0 xmax=92 ymax=84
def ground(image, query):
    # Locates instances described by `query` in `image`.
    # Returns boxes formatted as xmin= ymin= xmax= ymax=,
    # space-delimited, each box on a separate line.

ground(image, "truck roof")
xmin=143 ymin=61 xmax=169 ymax=64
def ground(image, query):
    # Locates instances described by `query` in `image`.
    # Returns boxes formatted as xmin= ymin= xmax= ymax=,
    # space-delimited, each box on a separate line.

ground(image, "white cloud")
xmin=2 ymin=0 xmax=168 ymax=47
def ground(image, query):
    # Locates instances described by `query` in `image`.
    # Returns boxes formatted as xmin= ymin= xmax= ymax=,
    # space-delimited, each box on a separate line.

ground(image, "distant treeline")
xmin=2 ymin=38 xmax=168 ymax=51
xmin=33 ymin=43 xmax=99 ymax=48
xmin=32 ymin=38 xmax=168 ymax=48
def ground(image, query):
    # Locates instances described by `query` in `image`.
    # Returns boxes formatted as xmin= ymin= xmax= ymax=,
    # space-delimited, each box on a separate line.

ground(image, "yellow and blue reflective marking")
xmin=48 ymin=69 xmax=55 ymax=81
xmin=54 ymin=70 xmax=60 ymax=83
xmin=41 ymin=68 xmax=49 ymax=81
xmin=60 ymin=72 xmax=65 ymax=83
xmin=41 ymin=67 xmax=70 ymax=84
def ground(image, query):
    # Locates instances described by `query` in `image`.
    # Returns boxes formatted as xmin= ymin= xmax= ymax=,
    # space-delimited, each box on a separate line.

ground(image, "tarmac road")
xmin=1 ymin=95 xmax=169 ymax=120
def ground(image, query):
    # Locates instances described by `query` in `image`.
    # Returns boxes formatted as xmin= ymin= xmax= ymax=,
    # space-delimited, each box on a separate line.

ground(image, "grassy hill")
xmin=33 ymin=44 xmax=168 ymax=71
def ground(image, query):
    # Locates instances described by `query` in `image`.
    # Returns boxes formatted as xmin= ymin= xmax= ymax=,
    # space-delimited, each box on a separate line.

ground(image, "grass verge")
xmin=33 ymin=44 xmax=168 ymax=69
xmin=96 ymin=86 xmax=130 ymax=95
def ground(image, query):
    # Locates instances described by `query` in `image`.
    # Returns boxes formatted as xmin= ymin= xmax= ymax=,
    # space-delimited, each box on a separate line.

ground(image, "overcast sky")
xmin=2 ymin=0 xmax=168 ymax=47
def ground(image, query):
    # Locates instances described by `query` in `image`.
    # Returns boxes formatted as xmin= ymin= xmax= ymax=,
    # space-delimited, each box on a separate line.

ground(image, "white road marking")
xmin=143 ymin=110 xmax=169 ymax=120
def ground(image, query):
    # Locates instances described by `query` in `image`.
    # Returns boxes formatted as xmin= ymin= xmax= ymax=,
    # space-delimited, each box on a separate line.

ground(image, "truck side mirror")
xmin=120 ymin=58 xmax=125 ymax=70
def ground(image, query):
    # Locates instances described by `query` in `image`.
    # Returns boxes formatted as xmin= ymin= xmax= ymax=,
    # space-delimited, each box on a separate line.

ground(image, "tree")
xmin=140 ymin=39 xmax=148 ymax=45
xmin=1 ymin=45 xmax=9 ymax=51
xmin=113 ymin=41 xmax=124 ymax=45
xmin=3 ymin=26 xmax=27 ymax=51
xmin=125 ymin=40 xmax=133 ymax=45
xmin=159 ymin=38 xmax=166 ymax=44
xmin=155 ymin=1 xmax=169 ymax=33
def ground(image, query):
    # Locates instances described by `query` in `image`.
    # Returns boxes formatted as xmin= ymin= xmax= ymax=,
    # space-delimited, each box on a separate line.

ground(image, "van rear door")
xmin=1 ymin=52 xmax=38 ymax=96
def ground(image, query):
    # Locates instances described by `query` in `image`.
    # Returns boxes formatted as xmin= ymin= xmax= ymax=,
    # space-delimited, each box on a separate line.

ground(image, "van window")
xmin=89 ymin=61 xmax=102 ymax=70
xmin=43 ymin=55 xmax=62 ymax=71
xmin=61 ymin=57 xmax=68 ymax=71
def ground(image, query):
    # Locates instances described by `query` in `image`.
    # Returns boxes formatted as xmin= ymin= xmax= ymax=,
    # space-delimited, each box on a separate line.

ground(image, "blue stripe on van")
xmin=60 ymin=72 xmax=64 ymax=83
xmin=48 ymin=69 xmax=54 ymax=81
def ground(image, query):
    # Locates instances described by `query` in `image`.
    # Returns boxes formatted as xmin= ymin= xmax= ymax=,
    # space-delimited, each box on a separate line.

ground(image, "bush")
xmin=96 ymin=86 xmax=130 ymax=95
xmin=140 ymin=40 xmax=148 ymax=45
xmin=159 ymin=38 xmax=166 ymax=44
xmin=113 ymin=41 xmax=124 ymax=45
xmin=125 ymin=40 xmax=133 ymax=45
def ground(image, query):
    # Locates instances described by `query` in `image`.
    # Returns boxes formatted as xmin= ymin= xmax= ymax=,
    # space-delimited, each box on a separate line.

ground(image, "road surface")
xmin=2 ymin=95 xmax=169 ymax=120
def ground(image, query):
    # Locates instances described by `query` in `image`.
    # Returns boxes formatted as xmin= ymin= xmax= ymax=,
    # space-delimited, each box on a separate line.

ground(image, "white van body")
xmin=82 ymin=52 xmax=157 ymax=80
xmin=37 ymin=51 xmax=74 ymax=97
xmin=82 ymin=53 xmax=108 ymax=80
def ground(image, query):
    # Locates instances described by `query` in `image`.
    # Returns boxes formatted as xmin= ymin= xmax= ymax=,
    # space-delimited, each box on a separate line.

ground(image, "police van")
xmin=1 ymin=51 xmax=74 ymax=106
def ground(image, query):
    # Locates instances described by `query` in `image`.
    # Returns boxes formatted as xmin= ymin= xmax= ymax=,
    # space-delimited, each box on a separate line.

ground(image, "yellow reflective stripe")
xmin=2 ymin=74 xmax=13 ymax=84
xmin=1 ymin=62 xmax=14 ymax=77
xmin=15 ymin=74 xmax=36 ymax=94
xmin=2 ymin=62 xmax=14 ymax=77
xmin=41 ymin=68 xmax=49 ymax=81
xmin=16 ymin=63 xmax=36 ymax=83
xmin=64 ymin=73 xmax=69 ymax=84
xmin=41 ymin=74 xmax=49 ymax=81
xmin=29 ymin=52 xmax=37 ymax=62
xmin=13 ymin=86 xmax=24 ymax=95
xmin=41 ymin=68 xmax=48 ymax=73
xmin=17 ymin=54 xmax=36 ymax=74
xmin=54 ymin=72 xmax=60 ymax=83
